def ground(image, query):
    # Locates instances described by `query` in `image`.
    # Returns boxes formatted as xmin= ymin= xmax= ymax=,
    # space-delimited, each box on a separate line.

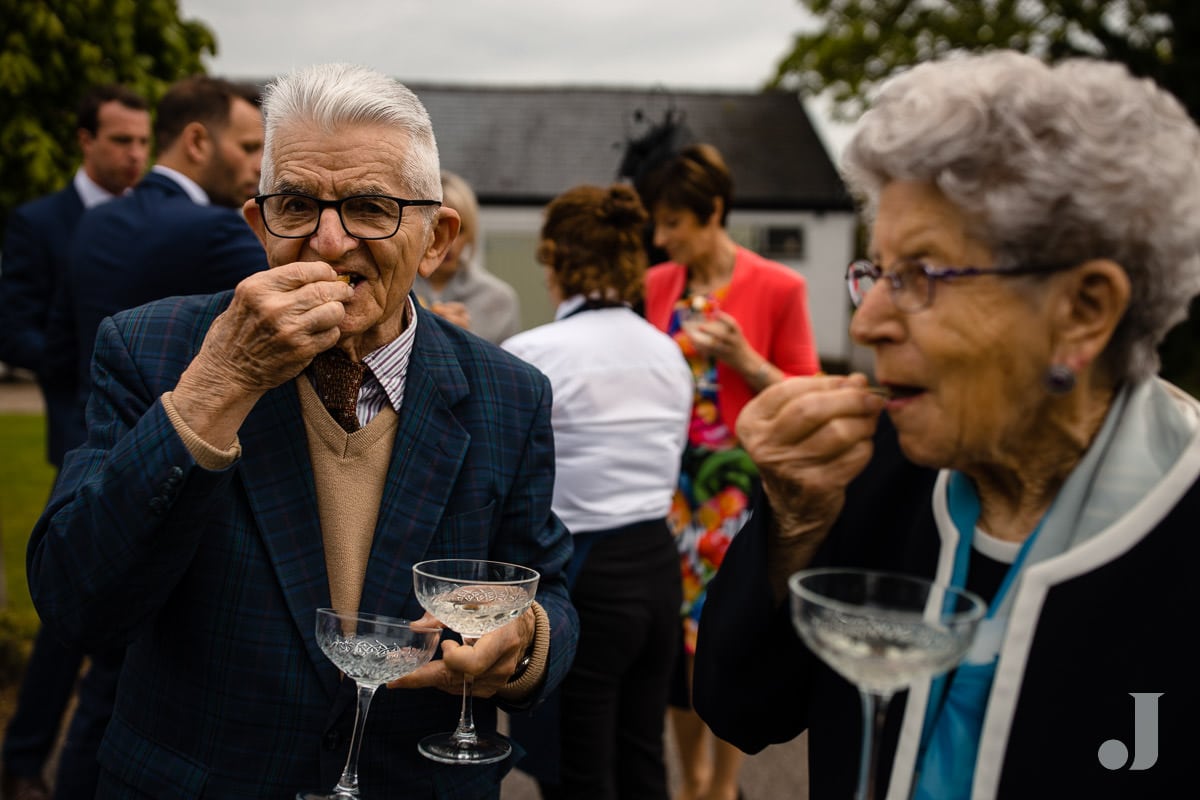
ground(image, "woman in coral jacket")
xmin=640 ymin=142 xmax=819 ymax=800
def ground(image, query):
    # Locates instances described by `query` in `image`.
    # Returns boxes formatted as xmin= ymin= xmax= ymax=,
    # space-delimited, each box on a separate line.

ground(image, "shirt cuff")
xmin=161 ymin=391 xmax=242 ymax=470
xmin=495 ymin=601 xmax=550 ymax=701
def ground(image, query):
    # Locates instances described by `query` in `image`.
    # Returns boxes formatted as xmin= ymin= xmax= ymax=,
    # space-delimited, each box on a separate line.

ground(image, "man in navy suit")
xmin=22 ymin=76 xmax=268 ymax=800
xmin=0 ymin=83 xmax=149 ymax=800
xmin=28 ymin=63 xmax=577 ymax=798
xmin=48 ymin=75 xmax=269 ymax=436
xmin=0 ymin=84 xmax=150 ymax=468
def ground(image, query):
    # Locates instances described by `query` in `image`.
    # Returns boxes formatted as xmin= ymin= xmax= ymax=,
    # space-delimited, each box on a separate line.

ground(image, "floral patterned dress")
xmin=667 ymin=290 xmax=759 ymax=655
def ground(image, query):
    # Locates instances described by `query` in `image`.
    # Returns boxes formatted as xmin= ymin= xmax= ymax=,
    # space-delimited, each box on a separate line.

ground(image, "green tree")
xmin=774 ymin=0 xmax=1200 ymax=392
xmin=0 ymin=0 xmax=217 ymax=231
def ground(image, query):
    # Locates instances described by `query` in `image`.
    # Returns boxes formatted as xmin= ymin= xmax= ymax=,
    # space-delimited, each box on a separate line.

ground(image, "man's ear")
xmin=242 ymin=197 xmax=270 ymax=248
xmin=1052 ymin=258 xmax=1131 ymax=371
xmin=417 ymin=206 xmax=462 ymax=278
xmin=180 ymin=121 xmax=212 ymax=165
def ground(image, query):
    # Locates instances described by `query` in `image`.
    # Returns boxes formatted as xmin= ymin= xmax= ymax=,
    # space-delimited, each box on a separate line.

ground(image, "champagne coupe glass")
xmin=297 ymin=609 xmax=441 ymax=800
xmin=789 ymin=568 xmax=985 ymax=800
xmin=679 ymin=296 xmax=719 ymax=393
xmin=412 ymin=558 xmax=540 ymax=765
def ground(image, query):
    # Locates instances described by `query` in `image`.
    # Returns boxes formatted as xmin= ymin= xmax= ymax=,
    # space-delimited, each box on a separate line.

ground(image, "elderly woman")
xmin=413 ymin=169 xmax=521 ymax=343
xmin=692 ymin=50 xmax=1200 ymax=799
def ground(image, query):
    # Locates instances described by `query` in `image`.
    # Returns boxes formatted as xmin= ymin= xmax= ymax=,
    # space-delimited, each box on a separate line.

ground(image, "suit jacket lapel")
xmin=359 ymin=311 xmax=471 ymax=617
xmin=238 ymin=379 xmax=339 ymax=696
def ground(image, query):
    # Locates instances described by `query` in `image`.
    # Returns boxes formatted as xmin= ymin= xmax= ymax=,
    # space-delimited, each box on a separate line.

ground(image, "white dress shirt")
xmin=503 ymin=296 xmax=693 ymax=534
xmin=151 ymin=164 xmax=210 ymax=205
xmin=73 ymin=167 xmax=122 ymax=208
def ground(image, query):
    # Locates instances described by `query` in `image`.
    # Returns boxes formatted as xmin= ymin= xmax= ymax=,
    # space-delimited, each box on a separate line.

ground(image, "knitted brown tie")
xmin=309 ymin=348 xmax=367 ymax=432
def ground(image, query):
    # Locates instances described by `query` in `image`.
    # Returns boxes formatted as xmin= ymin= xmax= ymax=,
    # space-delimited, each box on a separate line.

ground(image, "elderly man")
xmin=27 ymin=63 xmax=577 ymax=799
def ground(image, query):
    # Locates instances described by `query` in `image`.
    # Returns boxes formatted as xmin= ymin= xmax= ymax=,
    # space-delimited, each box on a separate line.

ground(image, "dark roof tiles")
xmin=409 ymin=83 xmax=853 ymax=211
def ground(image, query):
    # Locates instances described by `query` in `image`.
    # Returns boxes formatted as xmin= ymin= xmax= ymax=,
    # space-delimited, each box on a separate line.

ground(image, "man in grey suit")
xmin=0 ymin=83 xmax=149 ymax=800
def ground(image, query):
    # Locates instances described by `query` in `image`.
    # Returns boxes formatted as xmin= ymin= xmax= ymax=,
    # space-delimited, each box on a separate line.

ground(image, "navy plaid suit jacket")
xmin=28 ymin=291 xmax=578 ymax=798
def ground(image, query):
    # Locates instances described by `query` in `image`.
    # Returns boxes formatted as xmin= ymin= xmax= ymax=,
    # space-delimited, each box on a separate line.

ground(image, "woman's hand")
xmin=690 ymin=310 xmax=757 ymax=371
xmin=431 ymin=301 xmax=471 ymax=331
xmin=736 ymin=373 xmax=886 ymax=600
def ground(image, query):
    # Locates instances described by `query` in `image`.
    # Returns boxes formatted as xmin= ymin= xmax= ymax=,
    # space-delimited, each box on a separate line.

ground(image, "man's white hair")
xmin=258 ymin=63 xmax=442 ymax=208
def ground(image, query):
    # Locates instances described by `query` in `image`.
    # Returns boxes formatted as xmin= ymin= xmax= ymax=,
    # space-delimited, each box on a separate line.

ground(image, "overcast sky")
xmin=176 ymin=0 xmax=853 ymax=157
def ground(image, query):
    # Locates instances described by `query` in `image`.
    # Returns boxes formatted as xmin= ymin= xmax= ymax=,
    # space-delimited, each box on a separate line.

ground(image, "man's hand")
xmin=171 ymin=262 xmax=353 ymax=448
xmin=736 ymin=373 xmax=885 ymax=598
xmin=389 ymin=608 xmax=535 ymax=697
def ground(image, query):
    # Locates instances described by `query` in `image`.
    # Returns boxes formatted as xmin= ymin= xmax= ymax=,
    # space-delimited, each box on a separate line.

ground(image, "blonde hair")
xmin=441 ymin=169 xmax=479 ymax=255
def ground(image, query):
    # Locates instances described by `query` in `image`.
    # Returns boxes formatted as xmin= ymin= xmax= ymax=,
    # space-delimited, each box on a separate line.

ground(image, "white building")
xmin=414 ymin=83 xmax=860 ymax=369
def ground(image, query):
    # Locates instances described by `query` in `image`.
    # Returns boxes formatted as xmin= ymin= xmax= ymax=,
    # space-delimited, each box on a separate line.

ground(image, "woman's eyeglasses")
xmin=846 ymin=259 xmax=1070 ymax=312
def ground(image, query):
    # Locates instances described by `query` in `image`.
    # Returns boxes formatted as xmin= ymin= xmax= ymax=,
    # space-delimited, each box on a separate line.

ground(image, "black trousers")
xmin=1 ymin=627 xmax=121 ymax=799
xmin=514 ymin=518 xmax=682 ymax=800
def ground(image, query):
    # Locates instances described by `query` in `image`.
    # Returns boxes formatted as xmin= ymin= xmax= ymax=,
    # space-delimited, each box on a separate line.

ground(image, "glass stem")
xmin=451 ymin=636 xmax=480 ymax=744
xmin=333 ymin=682 xmax=377 ymax=797
xmin=856 ymin=689 xmax=892 ymax=800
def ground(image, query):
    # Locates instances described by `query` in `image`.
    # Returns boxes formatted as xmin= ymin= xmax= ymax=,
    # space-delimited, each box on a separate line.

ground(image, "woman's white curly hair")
xmin=841 ymin=50 xmax=1200 ymax=382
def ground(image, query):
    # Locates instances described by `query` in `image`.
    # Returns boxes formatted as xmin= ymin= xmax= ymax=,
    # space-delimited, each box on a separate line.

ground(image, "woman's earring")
xmin=1044 ymin=363 xmax=1077 ymax=394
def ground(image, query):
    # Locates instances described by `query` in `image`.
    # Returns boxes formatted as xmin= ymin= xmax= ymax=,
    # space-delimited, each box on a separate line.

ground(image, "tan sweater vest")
xmin=297 ymin=377 xmax=398 ymax=617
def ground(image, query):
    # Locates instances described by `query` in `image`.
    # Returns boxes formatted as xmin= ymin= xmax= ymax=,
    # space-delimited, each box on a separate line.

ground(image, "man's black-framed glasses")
xmin=846 ymin=258 xmax=1069 ymax=313
xmin=254 ymin=193 xmax=441 ymax=240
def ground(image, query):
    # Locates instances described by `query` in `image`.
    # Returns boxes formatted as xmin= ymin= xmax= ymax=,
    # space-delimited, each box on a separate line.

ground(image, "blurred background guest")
xmin=414 ymin=169 xmax=521 ymax=343
xmin=24 ymin=75 xmax=266 ymax=800
xmin=505 ymin=183 xmax=692 ymax=799
xmin=0 ymin=82 xmax=150 ymax=800
xmin=48 ymin=75 xmax=268 ymax=428
xmin=639 ymin=142 xmax=820 ymax=800
xmin=694 ymin=50 xmax=1200 ymax=799
xmin=0 ymin=83 xmax=150 ymax=471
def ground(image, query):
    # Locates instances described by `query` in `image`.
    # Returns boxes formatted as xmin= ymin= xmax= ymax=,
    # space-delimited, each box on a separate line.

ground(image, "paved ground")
xmin=0 ymin=374 xmax=811 ymax=798
xmin=499 ymin=712 xmax=808 ymax=799
xmin=0 ymin=373 xmax=42 ymax=414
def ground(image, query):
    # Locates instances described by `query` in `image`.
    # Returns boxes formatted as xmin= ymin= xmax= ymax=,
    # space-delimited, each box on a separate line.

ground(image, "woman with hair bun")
xmin=504 ymin=183 xmax=693 ymax=799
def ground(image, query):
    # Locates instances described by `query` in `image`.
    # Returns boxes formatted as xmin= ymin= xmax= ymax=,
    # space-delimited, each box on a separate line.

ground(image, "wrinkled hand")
xmin=736 ymin=373 xmax=885 ymax=593
xmin=430 ymin=301 xmax=471 ymax=331
xmin=389 ymin=608 xmax=535 ymax=698
xmin=171 ymin=262 xmax=353 ymax=447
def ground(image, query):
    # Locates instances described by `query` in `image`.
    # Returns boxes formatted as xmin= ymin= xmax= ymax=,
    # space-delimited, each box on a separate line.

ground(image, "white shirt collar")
xmin=73 ymin=168 xmax=121 ymax=209
xmin=554 ymin=295 xmax=589 ymax=320
xmin=360 ymin=295 xmax=420 ymax=414
xmin=151 ymin=164 xmax=210 ymax=205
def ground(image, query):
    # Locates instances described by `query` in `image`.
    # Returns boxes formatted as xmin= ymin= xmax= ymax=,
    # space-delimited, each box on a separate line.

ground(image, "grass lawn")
xmin=1 ymin=413 xmax=55 ymax=680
